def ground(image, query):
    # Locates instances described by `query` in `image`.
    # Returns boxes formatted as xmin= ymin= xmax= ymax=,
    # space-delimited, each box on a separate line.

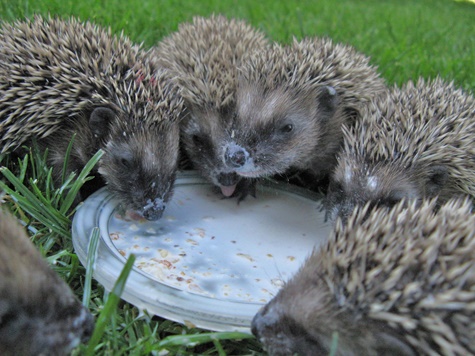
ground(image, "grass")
xmin=0 ymin=0 xmax=474 ymax=355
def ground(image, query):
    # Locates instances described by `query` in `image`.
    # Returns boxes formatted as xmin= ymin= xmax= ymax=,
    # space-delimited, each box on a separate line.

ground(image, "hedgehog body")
xmin=155 ymin=15 xmax=270 ymax=198
xmin=0 ymin=16 xmax=184 ymax=220
xmin=252 ymin=198 xmax=475 ymax=355
xmin=0 ymin=208 xmax=94 ymax=355
xmin=326 ymin=77 xmax=475 ymax=222
xmin=221 ymin=37 xmax=387 ymax=195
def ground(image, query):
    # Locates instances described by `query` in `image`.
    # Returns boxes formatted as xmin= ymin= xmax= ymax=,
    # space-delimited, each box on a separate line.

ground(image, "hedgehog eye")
xmin=120 ymin=157 xmax=132 ymax=169
xmin=329 ymin=180 xmax=344 ymax=195
xmin=117 ymin=153 xmax=134 ymax=169
xmin=192 ymin=134 xmax=207 ymax=147
xmin=380 ymin=190 xmax=407 ymax=207
xmin=280 ymin=124 xmax=293 ymax=133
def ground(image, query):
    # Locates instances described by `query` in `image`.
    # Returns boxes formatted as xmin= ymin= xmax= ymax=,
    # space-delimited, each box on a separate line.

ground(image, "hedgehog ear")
xmin=89 ymin=107 xmax=116 ymax=139
xmin=317 ymin=86 xmax=339 ymax=121
xmin=426 ymin=164 xmax=448 ymax=196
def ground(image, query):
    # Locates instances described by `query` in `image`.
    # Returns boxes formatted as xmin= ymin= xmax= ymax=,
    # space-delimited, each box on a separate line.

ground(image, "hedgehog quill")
xmin=326 ymin=77 xmax=475 ymax=222
xmin=252 ymin=198 xmax=475 ymax=355
xmin=0 ymin=16 xmax=184 ymax=220
xmin=155 ymin=15 xmax=270 ymax=199
xmin=0 ymin=208 xmax=94 ymax=355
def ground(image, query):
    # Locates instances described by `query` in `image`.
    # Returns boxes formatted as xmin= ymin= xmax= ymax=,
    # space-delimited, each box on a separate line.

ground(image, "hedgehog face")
xmin=326 ymin=155 xmax=449 ymax=223
xmin=252 ymin=251 xmax=417 ymax=356
xmin=0 ymin=288 xmax=94 ymax=355
xmin=251 ymin=289 xmax=338 ymax=356
xmin=94 ymin=108 xmax=180 ymax=220
xmin=223 ymin=84 xmax=340 ymax=179
xmin=181 ymin=106 xmax=243 ymax=197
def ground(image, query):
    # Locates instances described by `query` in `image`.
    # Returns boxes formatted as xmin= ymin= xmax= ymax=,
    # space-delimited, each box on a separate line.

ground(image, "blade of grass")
xmin=0 ymin=169 xmax=71 ymax=236
xmin=85 ymin=254 xmax=136 ymax=356
xmin=82 ymin=227 xmax=100 ymax=308
xmin=60 ymin=149 xmax=103 ymax=215
xmin=213 ymin=339 xmax=226 ymax=356
xmin=157 ymin=331 xmax=254 ymax=349
xmin=329 ymin=331 xmax=339 ymax=356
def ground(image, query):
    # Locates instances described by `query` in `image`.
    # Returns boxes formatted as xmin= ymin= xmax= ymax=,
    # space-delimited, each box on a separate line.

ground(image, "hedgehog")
xmin=325 ymin=77 xmax=475 ymax=223
xmin=0 ymin=16 xmax=185 ymax=220
xmin=217 ymin=36 xmax=387 ymax=196
xmin=0 ymin=207 xmax=94 ymax=355
xmin=154 ymin=15 xmax=270 ymax=198
xmin=252 ymin=198 xmax=475 ymax=355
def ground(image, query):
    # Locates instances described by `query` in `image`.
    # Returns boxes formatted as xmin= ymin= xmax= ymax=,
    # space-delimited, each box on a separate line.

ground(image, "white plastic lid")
xmin=72 ymin=171 xmax=331 ymax=332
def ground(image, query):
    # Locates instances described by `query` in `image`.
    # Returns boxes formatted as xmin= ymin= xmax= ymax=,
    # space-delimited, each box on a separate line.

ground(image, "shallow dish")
xmin=72 ymin=171 xmax=331 ymax=332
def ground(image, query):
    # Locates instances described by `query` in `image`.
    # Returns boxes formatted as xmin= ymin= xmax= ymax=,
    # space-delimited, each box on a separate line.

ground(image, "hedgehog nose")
xmin=225 ymin=145 xmax=249 ymax=168
xmin=143 ymin=207 xmax=164 ymax=221
xmin=251 ymin=307 xmax=276 ymax=339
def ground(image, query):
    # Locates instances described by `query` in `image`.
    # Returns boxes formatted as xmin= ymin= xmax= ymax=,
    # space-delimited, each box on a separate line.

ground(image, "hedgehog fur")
xmin=154 ymin=14 xmax=270 ymax=198
xmin=326 ymin=77 xmax=475 ymax=222
xmin=252 ymin=198 xmax=475 ymax=355
xmin=0 ymin=207 xmax=94 ymax=355
xmin=218 ymin=36 xmax=387 ymax=196
xmin=0 ymin=16 xmax=184 ymax=220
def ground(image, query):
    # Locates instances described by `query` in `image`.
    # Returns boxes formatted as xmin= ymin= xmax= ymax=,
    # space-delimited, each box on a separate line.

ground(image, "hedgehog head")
xmin=180 ymin=104 xmax=242 ymax=197
xmin=222 ymin=78 xmax=342 ymax=180
xmin=324 ymin=79 xmax=475 ymax=223
xmin=155 ymin=15 xmax=270 ymax=198
xmin=254 ymin=197 xmax=475 ymax=355
xmin=251 ymin=249 xmax=415 ymax=356
xmin=0 ymin=283 xmax=94 ymax=355
xmin=0 ymin=209 xmax=94 ymax=355
xmin=325 ymin=152 xmax=449 ymax=223
xmin=94 ymin=71 xmax=184 ymax=221
xmin=217 ymin=39 xmax=367 ymax=183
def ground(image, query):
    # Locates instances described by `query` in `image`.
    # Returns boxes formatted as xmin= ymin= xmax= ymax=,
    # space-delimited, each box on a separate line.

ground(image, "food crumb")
xmin=129 ymin=224 xmax=139 ymax=231
xmin=194 ymin=228 xmax=206 ymax=238
xmin=236 ymin=253 xmax=255 ymax=262
xmin=271 ymin=278 xmax=284 ymax=288
xmin=110 ymin=232 xmax=120 ymax=240
xmin=184 ymin=320 xmax=196 ymax=328
xmin=159 ymin=260 xmax=173 ymax=269
xmin=287 ymin=256 xmax=296 ymax=261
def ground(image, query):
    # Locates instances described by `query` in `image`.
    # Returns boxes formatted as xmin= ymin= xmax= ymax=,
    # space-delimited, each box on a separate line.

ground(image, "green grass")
xmin=1 ymin=0 xmax=474 ymax=91
xmin=0 ymin=0 xmax=474 ymax=354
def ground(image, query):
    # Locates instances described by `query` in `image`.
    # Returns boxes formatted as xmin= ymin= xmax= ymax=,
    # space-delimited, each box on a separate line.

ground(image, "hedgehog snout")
xmin=217 ymin=172 xmax=240 ymax=186
xmin=224 ymin=143 xmax=250 ymax=168
xmin=251 ymin=304 xmax=280 ymax=343
xmin=142 ymin=198 xmax=166 ymax=221
xmin=252 ymin=305 xmax=298 ymax=356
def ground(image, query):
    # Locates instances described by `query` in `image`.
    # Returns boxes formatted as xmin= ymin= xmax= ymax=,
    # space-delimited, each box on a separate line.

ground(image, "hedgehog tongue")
xmin=220 ymin=184 xmax=237 ymax=197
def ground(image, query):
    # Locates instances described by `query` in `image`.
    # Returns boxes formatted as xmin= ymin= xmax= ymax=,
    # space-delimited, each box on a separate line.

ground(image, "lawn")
xmin=1 ymin=0 xmax=474 ymax=355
